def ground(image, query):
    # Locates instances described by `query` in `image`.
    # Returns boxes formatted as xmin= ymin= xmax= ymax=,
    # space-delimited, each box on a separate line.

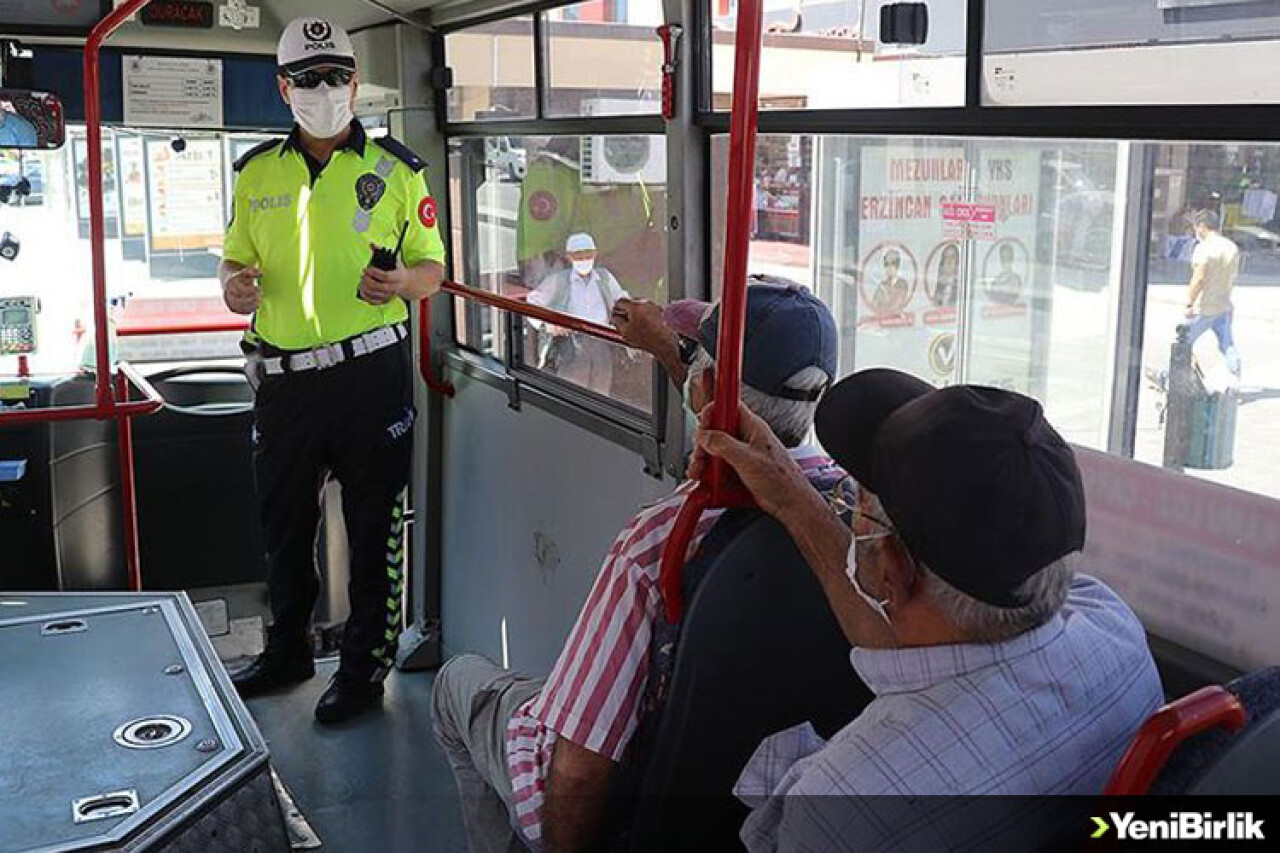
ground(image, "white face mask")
xmin=846 ymin=536 xmax=892 ymax=625
xmin=572 ymin=259 xmax=595 ymax=276
xmin=289 ymin=83 xmax=353 ymax=140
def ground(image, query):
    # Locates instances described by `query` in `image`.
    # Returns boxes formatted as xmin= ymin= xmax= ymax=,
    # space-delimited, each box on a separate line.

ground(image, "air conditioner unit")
xmin=580 ymin=134 xmax=667 ymax=185
xmin=578 ymin=99 xmax=666 ymax=184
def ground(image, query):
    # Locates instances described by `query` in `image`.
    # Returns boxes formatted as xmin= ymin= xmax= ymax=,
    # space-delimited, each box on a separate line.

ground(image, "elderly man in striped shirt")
xmin=432 ymin=279 xmax=841 ymax=852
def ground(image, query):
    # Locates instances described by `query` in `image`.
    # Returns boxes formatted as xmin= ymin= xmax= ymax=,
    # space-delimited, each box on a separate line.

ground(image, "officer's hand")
xmin=547 ymin=324 xmax=572 ymax=337
xmin=359 ymin=266 xmax=405 ymax=305
xmin=611 ymin=298 xmax=668 ymax=353
xmin=224 ymin=266 xmax=262 ymax=315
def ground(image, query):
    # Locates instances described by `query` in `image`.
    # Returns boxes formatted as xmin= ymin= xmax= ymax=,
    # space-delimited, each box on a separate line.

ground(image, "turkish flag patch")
xmin=418 ymin=197 xmax=438 ymax=228
xmin=528 ymin=190 xmax=558 ymax=222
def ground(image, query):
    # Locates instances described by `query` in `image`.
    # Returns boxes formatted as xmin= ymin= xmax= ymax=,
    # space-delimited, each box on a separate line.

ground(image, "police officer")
xmin=221 ymin=17 xmax=444 ymax=723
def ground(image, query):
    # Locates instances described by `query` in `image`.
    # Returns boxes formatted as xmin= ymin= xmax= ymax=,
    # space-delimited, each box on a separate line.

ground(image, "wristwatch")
xmin=676 ymin=334 xmax=701 ymax=366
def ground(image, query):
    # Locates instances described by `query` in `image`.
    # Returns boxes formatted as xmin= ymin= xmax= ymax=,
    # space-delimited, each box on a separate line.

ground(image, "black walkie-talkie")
xmin=362 ymin=221 xmax=410 ymax=300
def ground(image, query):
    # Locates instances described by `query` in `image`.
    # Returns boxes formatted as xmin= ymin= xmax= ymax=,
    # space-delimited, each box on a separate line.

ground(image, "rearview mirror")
xmin=0 ymin=90 xmax=65 ymax=150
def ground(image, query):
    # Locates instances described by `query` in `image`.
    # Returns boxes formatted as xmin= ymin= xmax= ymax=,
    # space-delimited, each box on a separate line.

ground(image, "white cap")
xmin=565 ymin=233 xmax=596 ymax=253
xmin=277 ymin=18 xmax=356 ymax=75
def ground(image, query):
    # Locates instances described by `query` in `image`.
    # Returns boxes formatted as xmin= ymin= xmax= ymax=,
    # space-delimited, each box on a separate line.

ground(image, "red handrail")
xmin=1104 ymin=685 xmax=1248 ymax=795
xmin=442 ymin=280 xmax=627 ymax=346
xmin=421 ymin=280 xmax=629 ymax=397
xmin=116 ymin=317 xmax=250 ymax=337
xmin=419 ymin=297 xmax=456 ymax=397
xmin=86 ymin=0 xmax=152 ymax=408
xmin=657 ymin=0 xmax=764 ymax=623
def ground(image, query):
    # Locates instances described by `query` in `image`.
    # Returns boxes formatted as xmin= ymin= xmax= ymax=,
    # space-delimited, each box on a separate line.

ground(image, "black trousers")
xmin=251 ymin=338 xmax=414 ymax=683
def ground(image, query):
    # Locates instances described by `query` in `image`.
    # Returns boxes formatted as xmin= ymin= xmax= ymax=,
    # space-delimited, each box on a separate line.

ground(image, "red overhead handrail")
xmin=656 ymin=0 xmax=763 ymax=623
xmin=1104 ymin=685 xmax=1248 ymax=795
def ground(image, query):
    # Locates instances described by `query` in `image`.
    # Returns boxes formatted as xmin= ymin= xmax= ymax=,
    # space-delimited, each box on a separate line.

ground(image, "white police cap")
xmin=277 ymin=18 xmax=356 ymax=75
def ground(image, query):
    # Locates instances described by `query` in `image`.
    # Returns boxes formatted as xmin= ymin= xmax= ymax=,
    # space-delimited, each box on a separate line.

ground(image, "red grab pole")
xmin=657 ymin=0 xmax=764 ymax=623
xmin=85 ymin=0 xmax=153 ymax=412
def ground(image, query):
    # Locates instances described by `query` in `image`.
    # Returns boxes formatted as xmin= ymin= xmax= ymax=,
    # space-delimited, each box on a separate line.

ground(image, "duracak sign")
xmin=140 ymin=1 xmax=215 ymax=30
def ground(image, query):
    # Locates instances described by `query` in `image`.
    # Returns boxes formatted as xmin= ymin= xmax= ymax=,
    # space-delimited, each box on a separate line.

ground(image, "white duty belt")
xmin=260 ymin=323 xmax=408 ymax=376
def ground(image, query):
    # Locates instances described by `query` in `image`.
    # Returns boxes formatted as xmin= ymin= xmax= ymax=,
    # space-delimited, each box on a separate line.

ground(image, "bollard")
xmin=1161 ymin=323 xmax=1194 ymax=472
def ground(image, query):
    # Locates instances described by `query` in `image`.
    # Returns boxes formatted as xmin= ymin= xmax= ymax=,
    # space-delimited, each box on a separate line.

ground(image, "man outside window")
xmin=525 ymin=232 xmax=628 ymax=395
xmin=1184 ymin=210 xmax=1242 ymax=378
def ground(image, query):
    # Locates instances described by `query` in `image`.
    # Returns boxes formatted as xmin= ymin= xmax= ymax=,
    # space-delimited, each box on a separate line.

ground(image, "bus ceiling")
xmin=0 ymin=0 xmax=516 ymax=51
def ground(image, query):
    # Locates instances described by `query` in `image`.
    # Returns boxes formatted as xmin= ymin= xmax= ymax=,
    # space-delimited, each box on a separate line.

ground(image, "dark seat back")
xmin=1190 ymin=708 xmax=1280 ymax=794
xmin=627 ymin=510 xmax=872 ymax=850
xmin=1151 ymin=666 xmax=1280 ymax=795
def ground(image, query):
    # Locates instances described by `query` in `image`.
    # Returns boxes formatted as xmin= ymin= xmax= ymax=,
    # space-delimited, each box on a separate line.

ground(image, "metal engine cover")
xmin=0 ymin=592 xmax=289 ymax=852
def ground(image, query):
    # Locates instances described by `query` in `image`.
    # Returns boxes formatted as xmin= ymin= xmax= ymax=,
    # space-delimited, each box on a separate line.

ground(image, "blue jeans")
xmin=1185 ymin=309 xmax=1241 ymax=377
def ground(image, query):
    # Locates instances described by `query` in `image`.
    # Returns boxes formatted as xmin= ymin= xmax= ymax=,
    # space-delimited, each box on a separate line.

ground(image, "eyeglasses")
xmin=827 ymin=476 xmax=896 ymax=546
xmin=286 ymin=68 xmax=354 ymax=89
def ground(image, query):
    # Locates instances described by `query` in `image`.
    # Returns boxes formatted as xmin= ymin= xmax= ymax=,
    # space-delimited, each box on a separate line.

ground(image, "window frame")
xmin=695 ymin=0 xmax=1280 ymax=140
xmin=432 ymin=0 xmax=1280 ymax=472
xmin=438 ymin=6 xmax=678 ymax=473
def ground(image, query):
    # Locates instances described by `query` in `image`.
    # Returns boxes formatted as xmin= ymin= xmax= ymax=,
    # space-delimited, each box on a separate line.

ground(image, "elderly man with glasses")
xmin=695 ymin=368 xmax=1164 ymax=851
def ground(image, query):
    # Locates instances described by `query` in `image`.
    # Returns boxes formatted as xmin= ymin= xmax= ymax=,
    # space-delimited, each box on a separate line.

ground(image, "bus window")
xmin=445 ymin=16 xmax=536 ymax=122
xmin=711 ymin=132 xmax=1280 ymax=504
xmin=450 ymin=133 xmax=667 ymax=412
xmin=544 ymin=0 xmax=665 ymax=117
xmin=984 ymin=0 xmax=1280 ymax=105
xmin=2 ymin=126 xmax=281 ymax=373
xmin=711 ymin=0 xmax=967 ymax=110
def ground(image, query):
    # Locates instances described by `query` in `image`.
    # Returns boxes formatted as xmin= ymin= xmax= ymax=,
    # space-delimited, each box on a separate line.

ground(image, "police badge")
xmin=356 ymin=173 xmax=387 ymax=211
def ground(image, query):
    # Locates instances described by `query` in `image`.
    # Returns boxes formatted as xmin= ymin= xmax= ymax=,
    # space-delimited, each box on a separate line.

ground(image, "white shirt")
xmin=527 ymin=266 xmax=627 ymax=327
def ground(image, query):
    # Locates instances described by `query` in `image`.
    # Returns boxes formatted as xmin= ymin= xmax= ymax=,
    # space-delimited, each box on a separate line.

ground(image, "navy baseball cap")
xmin=815 ymin=369 xmax=1086 ymax=608
xmin=664 ymin=276 xmax=838 ymax=400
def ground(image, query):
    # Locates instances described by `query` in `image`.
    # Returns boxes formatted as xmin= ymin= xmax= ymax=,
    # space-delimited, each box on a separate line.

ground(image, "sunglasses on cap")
xmin=286 ymin=68 xmax=354 ymax=89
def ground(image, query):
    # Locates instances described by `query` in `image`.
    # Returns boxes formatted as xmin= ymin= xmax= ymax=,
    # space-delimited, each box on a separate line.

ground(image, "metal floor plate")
xmin=0 ymin=596 xmax=247 ymax=852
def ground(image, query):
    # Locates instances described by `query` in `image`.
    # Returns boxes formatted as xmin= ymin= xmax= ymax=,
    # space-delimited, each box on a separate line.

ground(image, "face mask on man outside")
xmin=289 ymin=83 xmax=353 ymax=140
xmin=572 ymin=258 xmax=595 ymax=276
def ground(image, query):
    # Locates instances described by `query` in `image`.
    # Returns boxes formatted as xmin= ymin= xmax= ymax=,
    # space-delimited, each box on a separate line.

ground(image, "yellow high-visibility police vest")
xmin=224 ymin=123 xmax=446 ymax=350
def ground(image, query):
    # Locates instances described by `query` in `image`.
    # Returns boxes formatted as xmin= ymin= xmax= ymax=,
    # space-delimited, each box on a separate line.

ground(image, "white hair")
xmin=918 ymin=552 xmax=1078 ymax=642
xmin=688 ymin=357 xmax=828 ymax=448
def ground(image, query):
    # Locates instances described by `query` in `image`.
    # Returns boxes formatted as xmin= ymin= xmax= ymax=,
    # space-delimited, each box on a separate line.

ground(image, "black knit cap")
xmin=815 ymin=369 xmax=1086 ymax=608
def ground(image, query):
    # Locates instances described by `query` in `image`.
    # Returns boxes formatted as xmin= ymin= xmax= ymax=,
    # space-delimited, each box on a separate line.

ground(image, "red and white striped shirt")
xmin=505 ymin=446 xmax=839 ymax=847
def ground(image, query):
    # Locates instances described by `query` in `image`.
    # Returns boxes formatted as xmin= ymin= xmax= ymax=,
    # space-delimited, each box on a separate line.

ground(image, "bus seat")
xmin=626 ymin=509 xmax=873 ymax=851
xmin=1106 ymin=666 xmax=1280 ymax=795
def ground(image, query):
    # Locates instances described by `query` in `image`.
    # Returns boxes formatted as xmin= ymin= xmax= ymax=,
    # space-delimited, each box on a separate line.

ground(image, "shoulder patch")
xmin=233 ymin=139 xmax=284 ymax=173
xmin=374 ymin=135 xmax=427 ymax=173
